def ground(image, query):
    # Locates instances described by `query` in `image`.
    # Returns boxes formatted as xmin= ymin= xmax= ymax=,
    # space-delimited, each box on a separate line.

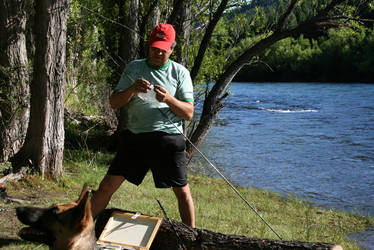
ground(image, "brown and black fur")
xmin=16 ymin=184 xmax=98 ymax=250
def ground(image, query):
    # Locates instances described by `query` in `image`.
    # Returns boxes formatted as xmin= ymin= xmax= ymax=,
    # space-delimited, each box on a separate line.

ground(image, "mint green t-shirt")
xmin=114 ymin=59 xmax=194 ymax=134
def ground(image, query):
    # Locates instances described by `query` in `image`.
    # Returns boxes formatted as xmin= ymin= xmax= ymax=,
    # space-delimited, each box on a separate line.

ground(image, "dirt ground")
xmin=0 ymin=204 xmax=25 ymax=246
xmin=0 ymin=182 xmax=68 ymax=248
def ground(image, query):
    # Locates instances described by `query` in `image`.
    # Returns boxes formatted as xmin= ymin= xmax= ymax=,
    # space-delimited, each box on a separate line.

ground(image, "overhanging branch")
xmin=275 ymin=0 xmax=298 ymax=32
xmin=186 ymin=0 xmax=369 ymax=160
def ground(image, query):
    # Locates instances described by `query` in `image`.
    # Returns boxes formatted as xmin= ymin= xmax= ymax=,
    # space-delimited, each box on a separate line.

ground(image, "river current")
xmin=191 ymin=82 xmax=374 ymax=248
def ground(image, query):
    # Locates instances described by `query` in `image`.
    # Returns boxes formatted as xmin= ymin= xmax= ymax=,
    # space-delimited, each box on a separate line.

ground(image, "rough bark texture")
xmin=118 ymin=0 xmax=139 ymax=68
xmin=10 ymin=0 xmax=69 ymax=177
xmin=0 ymin=167 xmax=28 ymax=185
xmin=96 ymin=208 xmax=342 ymax=250
xmin=0 ymin=0 xmax=30 ymax=162
xmin=138 ymin=0 xmax=160 ymax=59
xmin=167 ymin=0 xmax=193 ymax=66
xmin=150 ymin=5 xmax=161 ymax=35
xmin=117 ymin=0 xmax=139 ymax=132
xmin=186 ymin=31 xmax=288 ymax=160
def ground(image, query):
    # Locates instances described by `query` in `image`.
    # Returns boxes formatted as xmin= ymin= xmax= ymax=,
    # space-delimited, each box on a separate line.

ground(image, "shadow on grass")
xmin=0 ymin=237 xmax=24 ymax=247
xmin=65 ymin=119 xmax=118 ymax=153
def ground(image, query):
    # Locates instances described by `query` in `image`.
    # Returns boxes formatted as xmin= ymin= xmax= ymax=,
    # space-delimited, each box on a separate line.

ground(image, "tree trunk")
xmin=138 ymin=0 xmax=160 ymax=59
xmin=96 ymin=208 xmax=343 ymax=250
xmin=10 ymin=0 xmax=69 ymax=178
xmin=118 ymin=0 xmax=139 ymax=68
xmin=167 ymin=0 xmax=193 ymax=66
xmin=150 ymin=6 xmax=160 ymax=34
xmin=186 ymin=32 xmax=286 ymax=160
xmin=0 ymin=0 xmax=30 ymax=163
xmin=117 ymin=0 xmax=139 ymax=132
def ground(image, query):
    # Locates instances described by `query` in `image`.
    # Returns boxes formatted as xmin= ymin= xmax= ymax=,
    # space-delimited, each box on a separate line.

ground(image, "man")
xmin=91 ymin=23 xmax=195 ymax=228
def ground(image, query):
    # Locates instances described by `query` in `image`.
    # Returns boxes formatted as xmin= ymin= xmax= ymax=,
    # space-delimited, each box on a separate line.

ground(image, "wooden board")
xmin=97 ymin=212 xmax=162 ymax=250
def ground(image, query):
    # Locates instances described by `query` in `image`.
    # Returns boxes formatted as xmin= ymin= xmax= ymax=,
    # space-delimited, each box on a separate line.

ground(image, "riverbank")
xmin=194 ymin=82 xmax=374 ymax=218
xmin=0 ymin=148 xmax=372 ymax=249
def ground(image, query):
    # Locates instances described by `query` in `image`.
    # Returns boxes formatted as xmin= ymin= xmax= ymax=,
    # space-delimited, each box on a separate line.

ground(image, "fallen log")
xmin=0 ymin=167 xmax=28 ymax=185
xmin=95 ymin=208 xmax=343 ymax=250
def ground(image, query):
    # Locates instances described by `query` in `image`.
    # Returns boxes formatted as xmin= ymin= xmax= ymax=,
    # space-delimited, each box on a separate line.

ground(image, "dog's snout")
xmin=16 ymin=206 xmax=45 ymax=226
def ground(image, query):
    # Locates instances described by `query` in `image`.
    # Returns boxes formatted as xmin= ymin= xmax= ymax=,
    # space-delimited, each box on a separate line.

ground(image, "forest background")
xmin=0 ymin=0 xmax=373 ymax=177
xmin=65 ymin=0 xmax=374 ymax=121
xmin=1 ymin=1 xmax=374 ymax=248
xmin=235 ymin=3 xmax=374 ymax=83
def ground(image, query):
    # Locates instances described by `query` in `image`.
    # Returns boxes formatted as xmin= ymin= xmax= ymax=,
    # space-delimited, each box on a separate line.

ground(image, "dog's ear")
xmin=72 ymin=189 xmax=92 ymax=226
xmin=76 ymin=183 xmax=89 ymax=204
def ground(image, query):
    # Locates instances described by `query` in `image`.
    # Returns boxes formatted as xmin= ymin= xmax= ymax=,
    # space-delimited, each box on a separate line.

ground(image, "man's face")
xmin=148 ymin=46 xmax=173 ymax=67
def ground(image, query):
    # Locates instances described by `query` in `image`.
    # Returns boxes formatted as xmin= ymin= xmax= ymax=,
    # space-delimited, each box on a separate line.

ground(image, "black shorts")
xmin=107 ymin=130 xmax=188 ymax=188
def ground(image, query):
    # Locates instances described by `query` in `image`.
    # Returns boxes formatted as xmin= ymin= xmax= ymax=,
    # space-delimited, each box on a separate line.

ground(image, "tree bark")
xmin=138 ymin=0 xmax=160 ymax=59
xmin=0 ymin=167 xmax=28 ymax=185
xmin=96 ymin=208 xmax=343 ymax=250
xmin=167 ymin=0 xmax=193 ymax=66
xmin=10 ymin=0 xmax=69 ymax=177
xmin=186 ymin=32 xmax=288 ymax=160
xmin=117 ymin=0 xmax=139 ymax=132
xmin=118 ymin=0 xmax=139 ymax=68
xmin=0 ymin=0 xmax=30 ymax=162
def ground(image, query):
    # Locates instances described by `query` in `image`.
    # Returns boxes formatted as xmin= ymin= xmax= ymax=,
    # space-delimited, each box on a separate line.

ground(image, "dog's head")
xmin=16 ymin=183 xmax=95 ymax=249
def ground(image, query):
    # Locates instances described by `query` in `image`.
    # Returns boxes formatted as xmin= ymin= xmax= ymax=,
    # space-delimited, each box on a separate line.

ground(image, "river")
xmin=191 ymin=82 xmax=374 ymax=248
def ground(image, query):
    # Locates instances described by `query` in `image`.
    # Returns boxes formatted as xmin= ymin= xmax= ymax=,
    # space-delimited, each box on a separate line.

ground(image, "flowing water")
xmin=191 ymin=82 xmax=374 ymax=248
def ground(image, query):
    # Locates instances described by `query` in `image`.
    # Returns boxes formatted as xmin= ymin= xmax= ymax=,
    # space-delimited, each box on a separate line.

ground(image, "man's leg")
xmin=91 ymin=174 xmax=125 ymax=218
xmin=173 ymin=184 xmax=195 ymax=228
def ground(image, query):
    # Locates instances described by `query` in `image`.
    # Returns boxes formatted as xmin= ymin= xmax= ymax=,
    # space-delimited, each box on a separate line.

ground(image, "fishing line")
xmin=157 ymin=108 xmax=283 ymax=240
xmin=124 ymin=74 xmax=282 ymax=240
xmin=76 ymin=4 xmax=283 ymax=239
xmin=78 ymin=4 xmax=143 ymax=39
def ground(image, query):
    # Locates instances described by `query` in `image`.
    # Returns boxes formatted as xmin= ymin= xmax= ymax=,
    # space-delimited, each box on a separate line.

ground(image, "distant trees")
xmin=1 ymin=0 xmax=372 ymax=177
xmin=319 ymin=28 xmax=374 ymax=82
xmin=235 ymin=27 xmax=374 ymax=82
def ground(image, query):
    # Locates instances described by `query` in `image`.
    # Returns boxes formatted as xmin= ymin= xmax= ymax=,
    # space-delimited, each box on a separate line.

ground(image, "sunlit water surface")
xmin=191 ymin=82 xmax=374 ymax=248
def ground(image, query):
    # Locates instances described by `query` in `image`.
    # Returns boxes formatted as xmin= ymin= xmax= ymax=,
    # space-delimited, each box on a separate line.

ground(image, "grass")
xmin=0 ymin=119 xmax=373 ymax=249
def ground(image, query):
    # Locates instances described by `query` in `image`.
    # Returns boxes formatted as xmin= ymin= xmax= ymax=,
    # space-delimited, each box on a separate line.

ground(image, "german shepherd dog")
xmin=16 ymin=184 xmax=98 ymax=250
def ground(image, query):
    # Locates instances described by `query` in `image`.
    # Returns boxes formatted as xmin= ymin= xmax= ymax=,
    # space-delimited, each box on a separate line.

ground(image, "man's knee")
xmin=173 ymin=184 xmax=192 ymax=201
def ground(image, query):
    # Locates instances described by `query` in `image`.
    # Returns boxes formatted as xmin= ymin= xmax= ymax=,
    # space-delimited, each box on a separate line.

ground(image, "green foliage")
xmin=356 ymin=28 xmax=374 ymax=74
xmin=64 ymin=115 xmax=113 ymax=151
xmin=318 ymin=28 xmax=364 ymax=76
xmin=65 ymin=0 xmax=184 ymax=117
xmin=66 ymin=0 xmax=113 ymax=115
xmin=65 ymin=57 xmax=112 ymax=115
xmin=236 ymin=27 xmax=374 ymax=82
xmin=64 ymin=0 xmax=374 ymax=117
xmin=190 ymin=19 xmax=230 ymax=85
xmin=187 ymin=0 xmax=269 ymax=90
xmin=269 ymin=35 xmax=320 ymax=72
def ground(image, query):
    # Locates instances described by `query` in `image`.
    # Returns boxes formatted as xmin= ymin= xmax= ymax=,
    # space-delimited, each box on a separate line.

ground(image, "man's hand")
xmin=154 ymin=84 xmax=194 ymax=120
xmin=130 ymin=78 xmax=152 ymax=94
xmin=110 ymin=78 xmax=151 ymax=109
xmin=154 ymin=85 xmax=171 ymax=102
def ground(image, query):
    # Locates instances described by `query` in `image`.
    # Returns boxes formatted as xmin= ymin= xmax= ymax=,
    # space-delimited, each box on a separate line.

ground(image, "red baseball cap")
xmin=149 ymin=23 xmax=176 ymax=50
